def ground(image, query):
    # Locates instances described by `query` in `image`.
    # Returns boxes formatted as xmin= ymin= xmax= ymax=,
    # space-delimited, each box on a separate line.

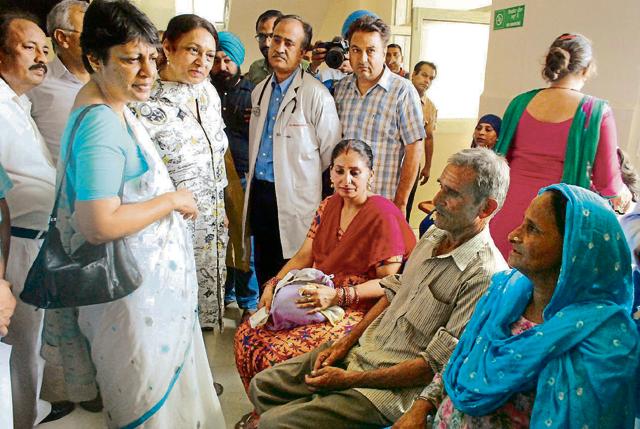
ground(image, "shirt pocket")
xmin=404 ymin=280 xmax=454 ymax=334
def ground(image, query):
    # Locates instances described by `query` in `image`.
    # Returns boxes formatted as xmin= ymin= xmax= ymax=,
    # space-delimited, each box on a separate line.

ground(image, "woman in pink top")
xmin=490 ymin=33 xmax=631 ymax=258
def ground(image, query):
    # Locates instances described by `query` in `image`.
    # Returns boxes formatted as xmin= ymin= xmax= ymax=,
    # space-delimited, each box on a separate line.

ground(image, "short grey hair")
xmin=46 ymin=0 xmax=88 ymax=48
xmin=448 ymin=147 xmax=510 ymax=209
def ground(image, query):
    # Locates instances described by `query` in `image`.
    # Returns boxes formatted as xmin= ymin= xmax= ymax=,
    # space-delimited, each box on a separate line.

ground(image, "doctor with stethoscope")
xmin=242 ymin=14 xmax=342 ymax=288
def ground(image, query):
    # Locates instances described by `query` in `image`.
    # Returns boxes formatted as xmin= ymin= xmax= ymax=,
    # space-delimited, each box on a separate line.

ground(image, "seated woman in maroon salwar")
xmin=234 ymin=140 xmax=416 ymax=390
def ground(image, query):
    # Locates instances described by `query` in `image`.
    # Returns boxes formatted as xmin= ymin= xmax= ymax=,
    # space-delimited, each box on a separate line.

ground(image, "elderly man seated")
xmin=248 ymin=148 xmax=510 ymax=428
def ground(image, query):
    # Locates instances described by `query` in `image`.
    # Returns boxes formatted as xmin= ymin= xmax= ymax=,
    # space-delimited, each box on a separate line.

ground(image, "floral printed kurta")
xmin=132 ymin=79 xmax=229 ymax=329
xmin=425 ymin=316 xmax=537 ymax=429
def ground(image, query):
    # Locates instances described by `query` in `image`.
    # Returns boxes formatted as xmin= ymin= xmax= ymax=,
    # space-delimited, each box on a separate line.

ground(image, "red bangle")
xmin=345 ymin=286 xmax=353 ymax=307
xmin=264 ymin=276 xmax=281 ymax=291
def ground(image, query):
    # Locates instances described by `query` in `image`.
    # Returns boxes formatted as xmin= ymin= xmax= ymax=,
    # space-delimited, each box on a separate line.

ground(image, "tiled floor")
xmin=38 ymin=303 xmax=253 ymax=429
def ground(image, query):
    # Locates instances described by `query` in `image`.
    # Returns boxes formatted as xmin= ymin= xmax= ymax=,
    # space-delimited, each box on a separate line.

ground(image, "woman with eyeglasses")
xmin=132 ymin=14 xmax=229 ymax=332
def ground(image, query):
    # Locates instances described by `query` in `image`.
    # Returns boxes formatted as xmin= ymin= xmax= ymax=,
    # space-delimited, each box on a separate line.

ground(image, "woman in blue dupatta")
xmin=395 ymin=184 xmax=639 ymax=429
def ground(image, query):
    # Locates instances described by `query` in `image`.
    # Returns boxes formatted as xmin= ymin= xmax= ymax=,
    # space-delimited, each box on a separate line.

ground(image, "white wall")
xmin=130 ymin=0 xmax=176 ymax=30
xmin=480 ymin=0 xmax=640 ymax=164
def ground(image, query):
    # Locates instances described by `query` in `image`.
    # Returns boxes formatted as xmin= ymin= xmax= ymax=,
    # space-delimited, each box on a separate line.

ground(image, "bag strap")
xmin=49 ymin=104 xmax=106 ymax=226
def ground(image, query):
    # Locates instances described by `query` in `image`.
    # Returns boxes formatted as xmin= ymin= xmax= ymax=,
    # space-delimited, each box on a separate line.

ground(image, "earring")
xmin=330 ymin=182 xmax=334 ymax=189
xmin=367 ymin=181 xmax=372 ymax=191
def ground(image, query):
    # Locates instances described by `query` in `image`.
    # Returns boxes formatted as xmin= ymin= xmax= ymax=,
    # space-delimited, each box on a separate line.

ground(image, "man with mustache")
xmin=0 ymin=10 xmax=74 ymax=427
xmin=333 ymin=16 xmax=426 ymax=220
xmin=385 ymin=43 xmax=409 ymax=79
xmin=408 ymin=61 xmax=438 ymax=213
xmin=244 ymin=15 xmax=341 ymax=288
xmin=246 ymin=9 xmax=310 ymax=85
xmin=249 ymin=148 xmax=510 ymax=428
xmin=246 ymin=9 xmax=281 ymax=85
xmin=211 ymin=32 xmax=260 ymax=316
xmin=28 ymin=0 xmax=89 ymax=165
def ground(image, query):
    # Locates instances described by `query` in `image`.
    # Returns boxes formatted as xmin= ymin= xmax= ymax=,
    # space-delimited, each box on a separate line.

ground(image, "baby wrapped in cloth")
xmin=252 ymin=268 xmax=345 ymax=330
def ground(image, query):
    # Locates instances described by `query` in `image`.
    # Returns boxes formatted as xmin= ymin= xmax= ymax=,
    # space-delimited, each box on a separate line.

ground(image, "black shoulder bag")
xmin=20 ymin=104 xmax=143 ymax=308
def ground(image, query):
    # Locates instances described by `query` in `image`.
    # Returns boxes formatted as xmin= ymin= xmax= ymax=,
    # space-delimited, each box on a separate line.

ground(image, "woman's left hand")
xmin=296 ymin=284 xmax=338 ymax=314
xmin=610 ymin=187 xmax=633 ymax=214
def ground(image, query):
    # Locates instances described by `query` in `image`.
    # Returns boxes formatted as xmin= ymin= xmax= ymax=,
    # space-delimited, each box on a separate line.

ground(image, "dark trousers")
xmin=249 ymin=179 xmax=288 ymax=289
xmin=250 ymin=343 xmax=391 ymax=429
xmin=405 ymin=172 xmax=420 ymax=221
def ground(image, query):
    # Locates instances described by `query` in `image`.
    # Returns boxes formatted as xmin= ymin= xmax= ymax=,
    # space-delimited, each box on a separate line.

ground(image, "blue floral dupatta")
xmin=443 ymin=184 xmax=639 ymax=428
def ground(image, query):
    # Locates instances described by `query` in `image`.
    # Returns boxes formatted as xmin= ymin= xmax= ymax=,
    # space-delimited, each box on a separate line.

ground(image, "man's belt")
xmin=11 ymin=226 xmax=47 ymax=240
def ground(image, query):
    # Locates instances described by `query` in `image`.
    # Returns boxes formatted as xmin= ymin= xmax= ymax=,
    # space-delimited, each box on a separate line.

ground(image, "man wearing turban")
xmin=211 ymin=31 xmax=260 ymax=318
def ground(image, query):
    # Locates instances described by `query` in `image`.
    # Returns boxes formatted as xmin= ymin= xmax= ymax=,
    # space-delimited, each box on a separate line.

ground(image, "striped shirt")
xmin=333 ymin=66 xmax=426 ymax=199
xmin=345 ymin=225 xmax=508 ymax=421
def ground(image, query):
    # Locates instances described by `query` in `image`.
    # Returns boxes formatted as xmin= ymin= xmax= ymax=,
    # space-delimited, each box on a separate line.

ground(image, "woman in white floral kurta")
xmin=132 ymin=18 xmax=228 ymax=329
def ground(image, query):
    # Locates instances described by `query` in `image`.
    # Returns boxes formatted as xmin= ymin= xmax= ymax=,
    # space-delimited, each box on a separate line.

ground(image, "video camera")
xmin=316 ymin=37 xmax=349 ymax=69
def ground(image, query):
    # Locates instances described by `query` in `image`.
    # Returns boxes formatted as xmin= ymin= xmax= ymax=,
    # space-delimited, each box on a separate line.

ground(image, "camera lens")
xmin=325 ymin=48 xmax=344 ymax=69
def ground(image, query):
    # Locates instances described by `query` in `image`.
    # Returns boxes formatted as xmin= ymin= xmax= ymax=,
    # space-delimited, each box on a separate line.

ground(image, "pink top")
xmin=490 ymin=102 xmax=625 ymax=258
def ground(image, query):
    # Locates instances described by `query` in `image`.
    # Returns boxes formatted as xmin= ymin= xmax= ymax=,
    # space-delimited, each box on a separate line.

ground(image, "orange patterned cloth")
xmin=235 ymin=304 xmax=367 ymax=390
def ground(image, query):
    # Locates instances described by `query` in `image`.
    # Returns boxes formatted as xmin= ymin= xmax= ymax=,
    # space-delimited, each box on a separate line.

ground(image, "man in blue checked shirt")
xmin=333 ymin=15 xmax=426 ymax=219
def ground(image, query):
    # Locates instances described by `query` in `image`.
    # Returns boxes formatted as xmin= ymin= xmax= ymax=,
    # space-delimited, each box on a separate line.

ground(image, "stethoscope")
xmin=252 ymin=70 xmax=307 ymax=117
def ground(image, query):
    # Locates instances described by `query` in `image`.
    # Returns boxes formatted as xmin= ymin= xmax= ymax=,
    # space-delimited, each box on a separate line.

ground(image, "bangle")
xmin=352 ymin=286 xmax=359 ymax=307
xmin=344 ymin=286 xmax=353 ymax=307
xmin=337 ymin=287 xmax=346 ymax=307
xmin=263 ymin=276 xmax=281 ymax=291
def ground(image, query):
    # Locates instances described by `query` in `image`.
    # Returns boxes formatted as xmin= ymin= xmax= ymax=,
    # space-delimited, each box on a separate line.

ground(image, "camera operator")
xmin=308 ymin=37 xmax=352 ymax=82
xmin=308 ymin=10 xmax=376 ymax=83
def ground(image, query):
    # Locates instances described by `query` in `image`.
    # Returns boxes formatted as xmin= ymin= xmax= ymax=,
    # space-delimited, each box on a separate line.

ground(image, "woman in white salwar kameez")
xmin=132 ymin=14 xmax=229 ymax=330
xmin=42 ymin=1 xmax=225 ymax=427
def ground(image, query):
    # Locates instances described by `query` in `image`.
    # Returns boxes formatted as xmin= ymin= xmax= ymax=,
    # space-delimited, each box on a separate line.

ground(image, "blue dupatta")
xmin=443 ymin=184 xmax=639 ymax=428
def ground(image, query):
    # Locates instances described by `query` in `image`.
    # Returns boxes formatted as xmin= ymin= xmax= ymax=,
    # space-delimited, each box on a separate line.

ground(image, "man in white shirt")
xmin=0 ymin=10 xmax=74 ymax=427
xmin=28 ymin=0 xmax=89 ymax=164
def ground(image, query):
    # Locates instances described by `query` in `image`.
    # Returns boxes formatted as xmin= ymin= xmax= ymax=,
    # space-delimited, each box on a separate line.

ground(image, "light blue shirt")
xmin=60 ymin=105 xmax=148 ymax=204
xmin=254 ymin=69 xmax=299 ymax=182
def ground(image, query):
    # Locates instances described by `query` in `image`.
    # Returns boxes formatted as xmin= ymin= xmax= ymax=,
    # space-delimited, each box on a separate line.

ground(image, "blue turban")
xmin=218 ymin=31 xmax=245 ymax=66
xmin=341 ymin=10 xmax=379 ymax=38
xmin=477 ymin=114 xmax=502 ymax=136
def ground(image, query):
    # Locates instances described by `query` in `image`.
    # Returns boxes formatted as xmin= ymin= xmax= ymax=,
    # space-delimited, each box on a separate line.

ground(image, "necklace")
xmin=548 ymin=86 xmax=581 ymax=92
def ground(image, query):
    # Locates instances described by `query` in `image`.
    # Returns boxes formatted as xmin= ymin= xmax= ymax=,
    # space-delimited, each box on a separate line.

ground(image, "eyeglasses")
xmin=254 ymin=33 xmax=273 ymax=43
xmin=58 ymin=28 xmax=81 ymax=34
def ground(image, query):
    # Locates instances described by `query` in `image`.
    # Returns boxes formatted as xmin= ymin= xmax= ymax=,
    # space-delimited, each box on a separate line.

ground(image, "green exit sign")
xmin=494 ymin=5 xmax=525 ymax=30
